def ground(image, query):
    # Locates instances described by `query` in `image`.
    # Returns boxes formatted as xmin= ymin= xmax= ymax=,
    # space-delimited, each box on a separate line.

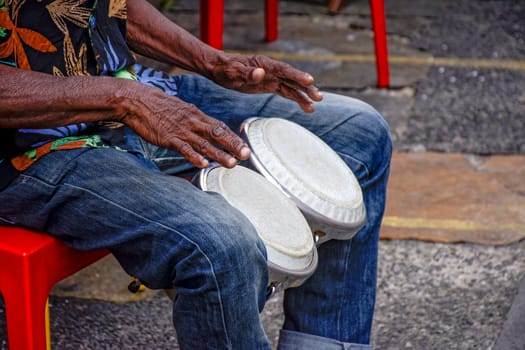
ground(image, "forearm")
xmin=0 ymin=65 xmax=130 ymax=129
xmin=0 ymin=64 xmax=249 ymax=168
xmin=125 ymin=0 xmax=224 ymax=78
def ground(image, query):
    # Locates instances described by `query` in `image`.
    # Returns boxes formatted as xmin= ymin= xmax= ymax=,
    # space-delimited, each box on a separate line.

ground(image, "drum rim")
xmin=196 ymin=163 xmax=318 ymax=259
xmin=240 ymin=117 xmax=367 ymax=230
xmin=268 ymin=243 xmax=318 ymax=283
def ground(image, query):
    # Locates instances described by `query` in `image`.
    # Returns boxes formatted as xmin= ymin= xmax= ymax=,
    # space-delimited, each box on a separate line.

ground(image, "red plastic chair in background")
xmin=0 ymin=226 xmax=109 ymax=350
xmin=199 ymin=0 xmax=389 ymax=88
xmin=200 ymin=0 xmax=278 ymax=49
xmin=367 ymin=0 xmax=390 ymax=87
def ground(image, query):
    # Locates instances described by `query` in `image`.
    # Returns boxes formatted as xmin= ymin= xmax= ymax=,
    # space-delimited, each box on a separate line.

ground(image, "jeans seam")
xmin=338 ymin=238 xmax=354 ymax=339
xmin=137 ymin=136 xmax=155 ymax=159
xmin=0 ymin=216 xmax=15 ymax=225
xmin=61 ymin=182 xmax=232 ymax=348
xmin=16 ymin=172 xmax=232 ymax=348
xmin=337 ymin=152 xmax=371 ymax=179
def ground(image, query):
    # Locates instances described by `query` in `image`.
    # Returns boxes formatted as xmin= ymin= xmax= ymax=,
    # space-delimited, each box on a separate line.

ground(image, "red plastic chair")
xmin=200 ymin=0 xmax=278 ymax=49
xmin=200 ymin=0 xmax=389 ymax=87
xmin=0 ymin=226 xmax=109 ymax=350
xmin=368 ymin=0 xmax=390 ymax=87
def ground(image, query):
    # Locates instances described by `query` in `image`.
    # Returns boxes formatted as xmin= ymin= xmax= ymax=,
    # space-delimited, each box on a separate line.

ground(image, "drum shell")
xmin=194 ymin=165 xmax=318 ymax=290
xmin=240 ymin=117 xmax=367 ymax=245
xmin=308 ymin=214 xmax=366 ymax=245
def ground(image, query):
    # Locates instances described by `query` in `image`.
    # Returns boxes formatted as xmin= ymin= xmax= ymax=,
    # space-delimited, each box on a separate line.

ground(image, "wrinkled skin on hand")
xmin=2 ymin=0 xmax=323 ymax=170
xmin=120 ymin=82 xmax=250 ymax=169
xmin=210 ymin=53 xmax=324 ymax=113
xmin=121 ymin=52 xmax=324 ymax=169
xmin=124 ymin=0 xmax=323 ymax=165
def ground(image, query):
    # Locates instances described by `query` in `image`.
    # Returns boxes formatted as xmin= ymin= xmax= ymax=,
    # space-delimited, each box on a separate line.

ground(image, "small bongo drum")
xmin=240 ymin=117 xmax=366 ymax=245
xmin=195 ymin=165 xmax=318 ymax=292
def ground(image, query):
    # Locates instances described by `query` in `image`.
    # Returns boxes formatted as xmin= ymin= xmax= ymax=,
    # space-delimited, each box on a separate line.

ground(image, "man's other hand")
xmin=209 ymin=53 xmax=323 ymax=113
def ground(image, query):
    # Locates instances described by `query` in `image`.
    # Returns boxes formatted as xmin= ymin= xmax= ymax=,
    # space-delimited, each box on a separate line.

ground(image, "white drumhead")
xmin=241 ymin=118 xmax=365 ymax=229
xmin=200 ymin=165 xmax=316 ymax=274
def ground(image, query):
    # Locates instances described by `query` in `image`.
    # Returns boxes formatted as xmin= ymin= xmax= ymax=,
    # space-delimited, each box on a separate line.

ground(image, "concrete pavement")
xmin=1 ymin=0 xmax=524 ymax=349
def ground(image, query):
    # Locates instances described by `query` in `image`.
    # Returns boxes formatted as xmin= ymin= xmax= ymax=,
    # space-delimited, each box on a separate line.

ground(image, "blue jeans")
xmin=0 ymin=74 xmax=392 ymax=349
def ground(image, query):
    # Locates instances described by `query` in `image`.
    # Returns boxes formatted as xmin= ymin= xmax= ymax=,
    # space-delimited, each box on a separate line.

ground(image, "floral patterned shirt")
xmin=0 ymin=0 xmax=135 ymax=188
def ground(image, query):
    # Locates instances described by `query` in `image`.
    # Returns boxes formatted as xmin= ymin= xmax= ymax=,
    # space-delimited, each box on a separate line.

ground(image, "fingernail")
xmin=240 ymin=146 xmax=251 ymax=159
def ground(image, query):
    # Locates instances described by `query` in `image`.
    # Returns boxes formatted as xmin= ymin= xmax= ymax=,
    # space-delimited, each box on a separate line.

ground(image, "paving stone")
xmin=493 ymin=275 xmax=525 ymax=350
xmin=373 ymin=239 xmax=525 ymax=350
xmin=382 ymin=151 xmax=525 ymax=245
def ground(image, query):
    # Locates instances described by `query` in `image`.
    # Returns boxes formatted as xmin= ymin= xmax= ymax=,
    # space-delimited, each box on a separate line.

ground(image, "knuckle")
xmin=179 ymin=142 xmax=194 ymax=154
xmin=252 ymin=54 xmax=266 ymax=65
xmin=198 ymin=139 xmax=210 ymax=151
xmin=229 ymin=138 xmax=242 ymax=150
xmin=213 ymin=148 xmax=227 ymax=159
xmin=210 ymin=121 xmax=228 ymax=137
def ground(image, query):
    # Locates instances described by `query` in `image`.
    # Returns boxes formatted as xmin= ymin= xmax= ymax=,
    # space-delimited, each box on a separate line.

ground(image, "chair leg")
xmin=327 ymin=0 xmax=343 ymax=14
xmin=2 ymin=281 xmax=50 ymax=350
xmin=45 ymin=299 xmax=52 ymax=350
xmin=369 ymin=0 xmax=390 ymax=87
xmin=265 ymin=0 xmax=279 ymax=42
xmin=200 ymin=0 xmax=224 ymax=49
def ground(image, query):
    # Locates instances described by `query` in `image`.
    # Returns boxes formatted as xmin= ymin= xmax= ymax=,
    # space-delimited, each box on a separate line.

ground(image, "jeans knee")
xmin=171 ymin=204 xmax=269 ymax=296
xmin=206 ymin=209 xmax=269 ymax=282
xmin=362 ymin=106 xmax=393 ymax=163
xmin=328 ymin=96 xmax=393 ymax=180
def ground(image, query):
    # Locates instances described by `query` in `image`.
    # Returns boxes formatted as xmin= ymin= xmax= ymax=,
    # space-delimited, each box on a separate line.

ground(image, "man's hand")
xmin=0 ymin=65 xmax=248 ymax=169
xmin=209 ymin=53 xmax=324 ymax=113
xmin=118 ymin=81 xmax=250 ymax=169
xmin=126 ymin=0 xmax=322 ymax=112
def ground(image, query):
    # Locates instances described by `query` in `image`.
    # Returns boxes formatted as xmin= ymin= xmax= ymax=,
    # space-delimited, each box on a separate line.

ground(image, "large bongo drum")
xmin=195 ymin=165 xmax=318 ymax=293
xmin=240 ymin=117 xmax=366 ymax=245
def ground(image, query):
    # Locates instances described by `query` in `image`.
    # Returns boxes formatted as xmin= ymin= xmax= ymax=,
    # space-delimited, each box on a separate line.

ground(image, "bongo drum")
xmin=195 ymin=165 xmax=318 ymax=292
xmin=240 ymin=117 xmax=366 ymax=245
